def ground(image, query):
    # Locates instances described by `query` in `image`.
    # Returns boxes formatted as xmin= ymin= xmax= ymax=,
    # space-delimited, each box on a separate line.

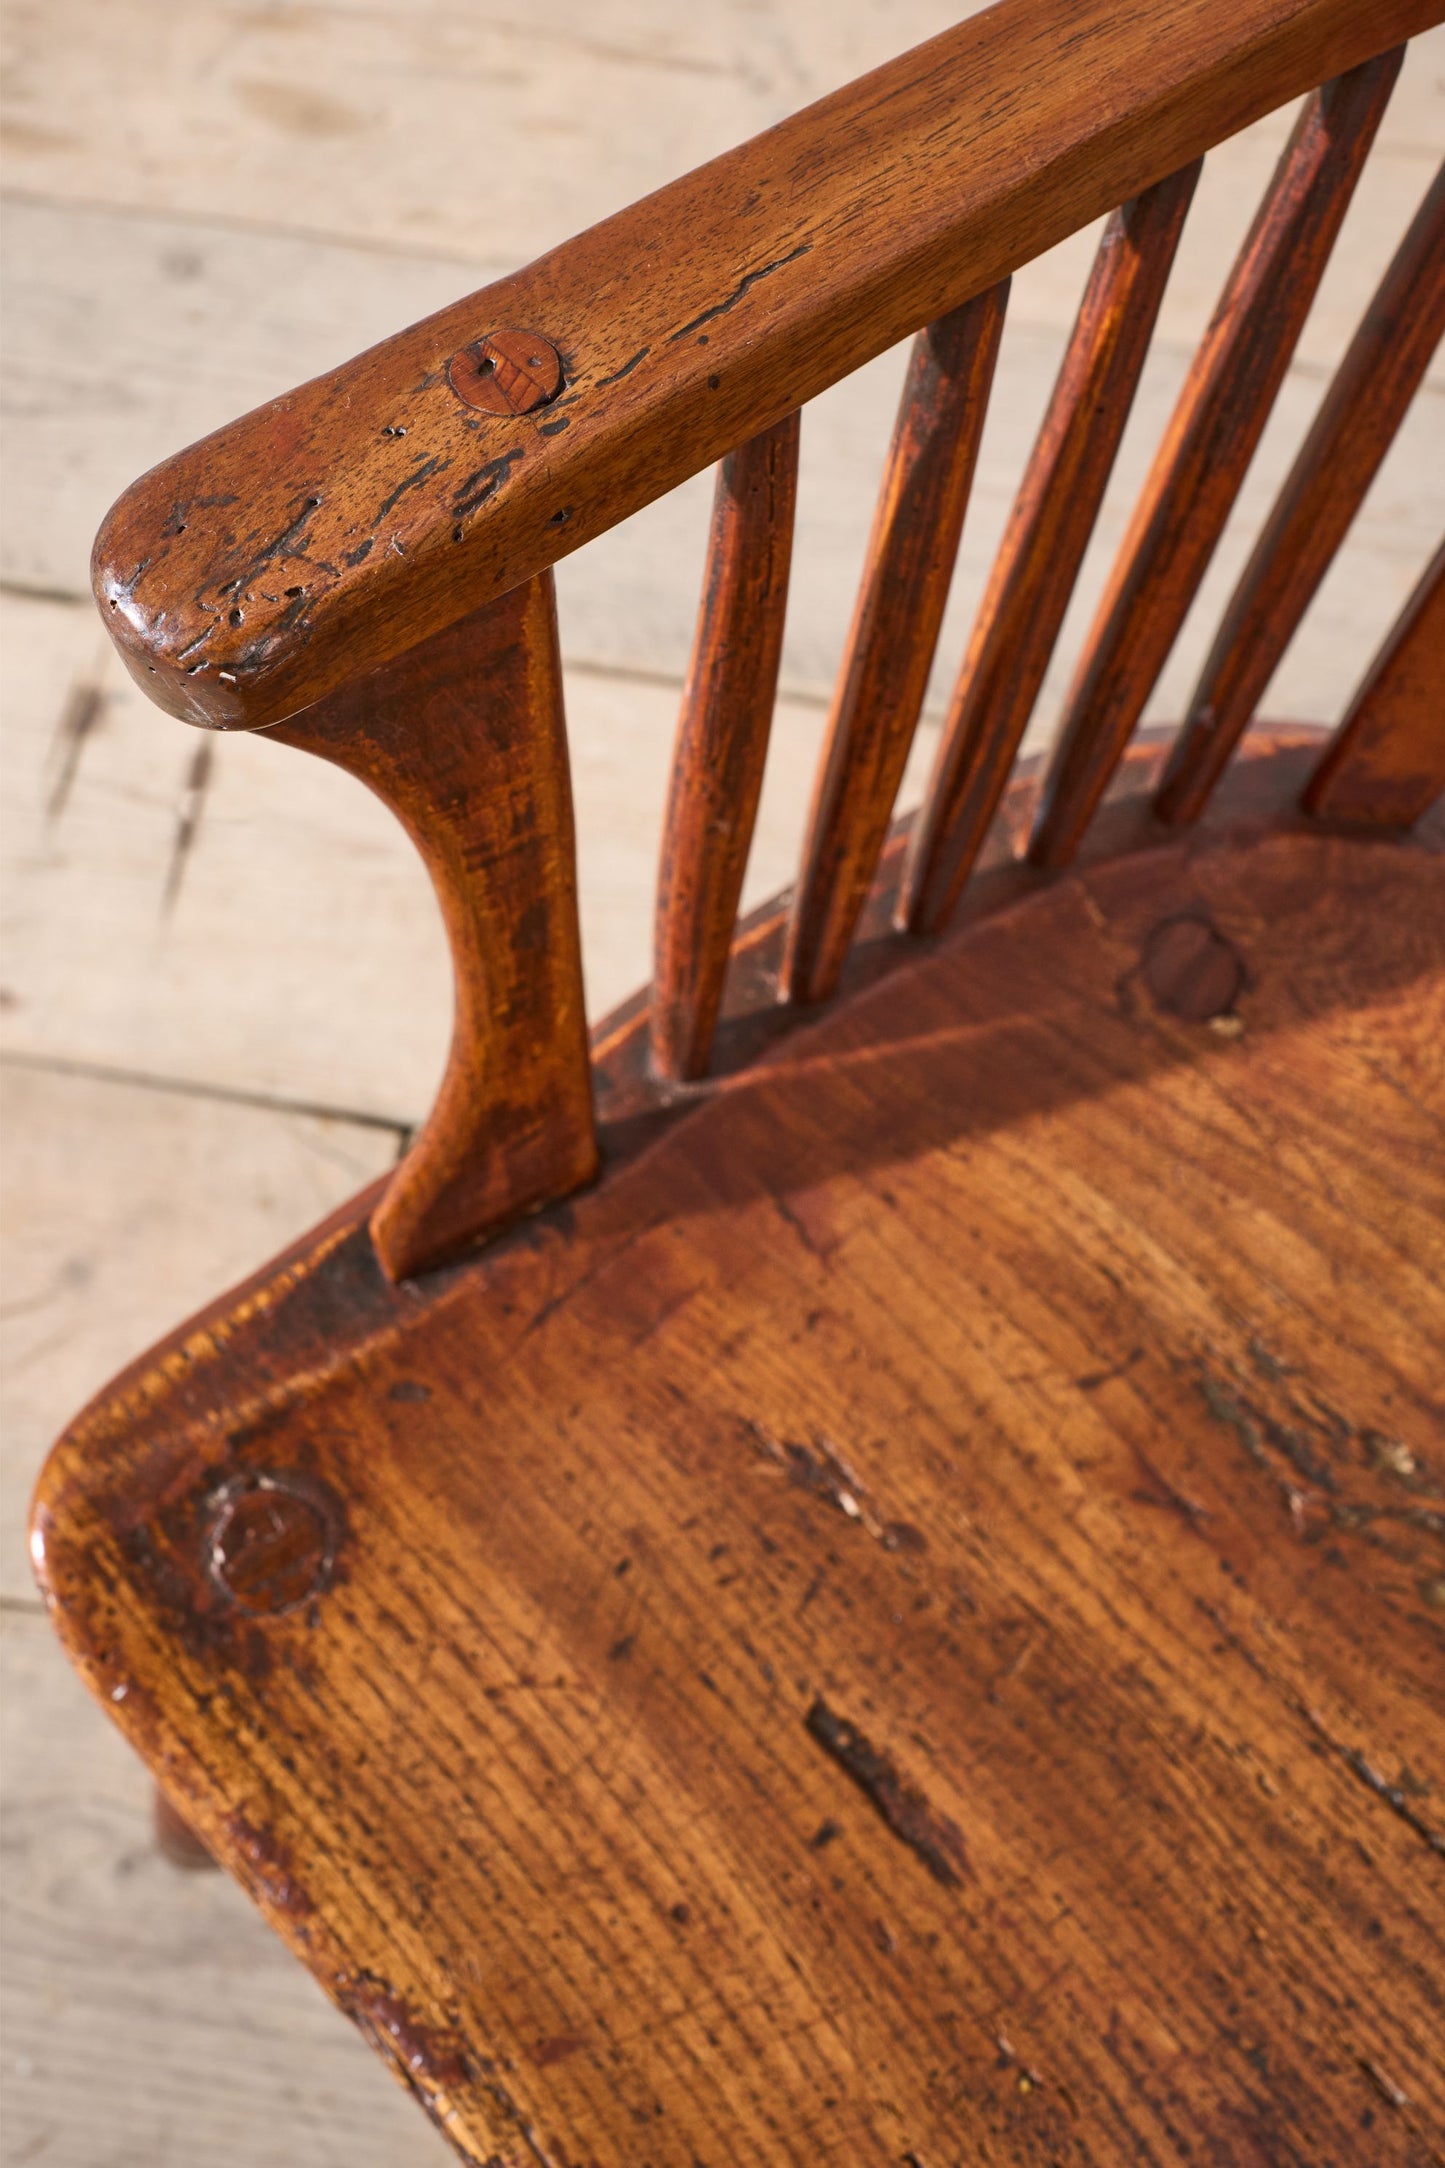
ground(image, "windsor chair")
xmin=32 ymin=0 xmax=1445 ymax=2160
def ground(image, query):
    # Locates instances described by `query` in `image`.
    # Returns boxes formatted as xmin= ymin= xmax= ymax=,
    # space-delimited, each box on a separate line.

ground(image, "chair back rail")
xmin=85 ymin=0 xmax=1444 ymax=1278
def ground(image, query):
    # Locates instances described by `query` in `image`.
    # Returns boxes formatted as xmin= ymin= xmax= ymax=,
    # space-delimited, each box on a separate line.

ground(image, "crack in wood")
xmin=452 ymin=447 xmax=526 ymax=521
xmin=669 ymin=243 xmax=813 ymax=341
xmin=805 ymin=1696 xmax=969 ymax=1887
xmin=376 ymin=453 xmax=449 ymax=522
xmin=593 ymin=344 xmax=650 ymax=387
xmin=1300 ymin=1704 xmax=1445 ymax=1858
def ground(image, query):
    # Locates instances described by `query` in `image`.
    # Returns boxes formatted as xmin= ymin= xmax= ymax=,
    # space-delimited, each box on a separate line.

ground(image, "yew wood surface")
xmin=652 ymin=415 xmax=800 ymax=1081
xmin=33 ymin=735 xmax=1445 ymax=2166
xmin=1028 ymin=52 xmax=1403 ymax=871
xmin=1304 ymin=539 xmax=1445 ymax=827
xmin=271 ymin=573 xmax=596 ymax=1281
xmin=900 ymin=169 xmax=1198 ymax=939
xmin=88 ymin=0 xmax=1439 ymax=734
xmin=783 ymin=286 xmax=1008 ymax=1006
xmin=1158 ymin=163 xmax=1445 ymax=825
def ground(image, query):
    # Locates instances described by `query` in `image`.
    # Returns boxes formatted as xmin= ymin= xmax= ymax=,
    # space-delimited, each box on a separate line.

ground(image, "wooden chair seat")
xmin=35 ymin=733 xmax=1445 ymax=2161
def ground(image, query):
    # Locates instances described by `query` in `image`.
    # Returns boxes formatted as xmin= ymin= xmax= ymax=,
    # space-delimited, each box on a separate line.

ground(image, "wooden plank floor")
xmin=2 ymin=5 xmax=1442 ymax=2159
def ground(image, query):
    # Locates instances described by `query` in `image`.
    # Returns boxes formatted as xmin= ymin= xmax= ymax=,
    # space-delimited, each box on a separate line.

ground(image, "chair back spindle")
xmin=783 ymin=284 xmax=1009 ymax=1005
xmin=1028 ymin=49 xmax=1404 ymax=870
xmin=1302 ymin=539 xmax=1445 ymax=825
xmin=1157 ymin=162 xmax=1445 ymax=823
xmin=901 ymin=162 xmax=1200 ymax=938
xmin=651 ymin=414 xmax=801 ymax=1083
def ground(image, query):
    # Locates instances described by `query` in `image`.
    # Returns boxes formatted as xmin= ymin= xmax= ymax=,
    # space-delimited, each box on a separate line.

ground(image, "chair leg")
xmin=154 ymin=1785 xmax=218 ymax=1869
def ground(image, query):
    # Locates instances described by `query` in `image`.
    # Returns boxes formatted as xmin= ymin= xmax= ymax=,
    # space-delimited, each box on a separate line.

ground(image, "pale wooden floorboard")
xmin=0 ymin=0 xmax=999 ymax=266
xmin=1 ymin=588 xmax=941 ymax=1109
xmin=0 ymin=1068 xmax=437 ymax=2162
xmin=2 ymin=2 xmax=1439 ymax=366
xmin=3 ymin=4 xmax=1443 ymax=2163
xmin=0 ymin=1064 xmax=403 ymax=1595
xmin=2 ymin=1608 xmax=453 ymax=2166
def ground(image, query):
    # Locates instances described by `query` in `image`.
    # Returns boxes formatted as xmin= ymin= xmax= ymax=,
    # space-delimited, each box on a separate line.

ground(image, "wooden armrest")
xmin=92 ymin=0 xmax=1432 ymax=733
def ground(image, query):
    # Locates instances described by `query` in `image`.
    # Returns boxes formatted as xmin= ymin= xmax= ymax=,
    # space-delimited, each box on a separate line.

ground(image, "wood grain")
xmin=900 ymin=169 xmax=1198 ymax=938
xmin=1028 ymin=51 xmax=1404 ymax=872
xmin=1157 ymin=163 xmax=1445 ymax=824
xmin=783 ymin=287 xmax=1007 ymax=1005
xmin=652 ymin=414 xmax=800 ymax=1081
xmin=32 ymin=733 xmax=1445 ymax=2165
xmin=272 ymin=573 xmax=597 ymax=1280
xmin=87 ymin=0 xmax=1437 ymax=731
xmin=1303 ymin=538 xmax=1445 ymax=825
xmin=14 ymin=5 xmax=1445 ymax=2160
